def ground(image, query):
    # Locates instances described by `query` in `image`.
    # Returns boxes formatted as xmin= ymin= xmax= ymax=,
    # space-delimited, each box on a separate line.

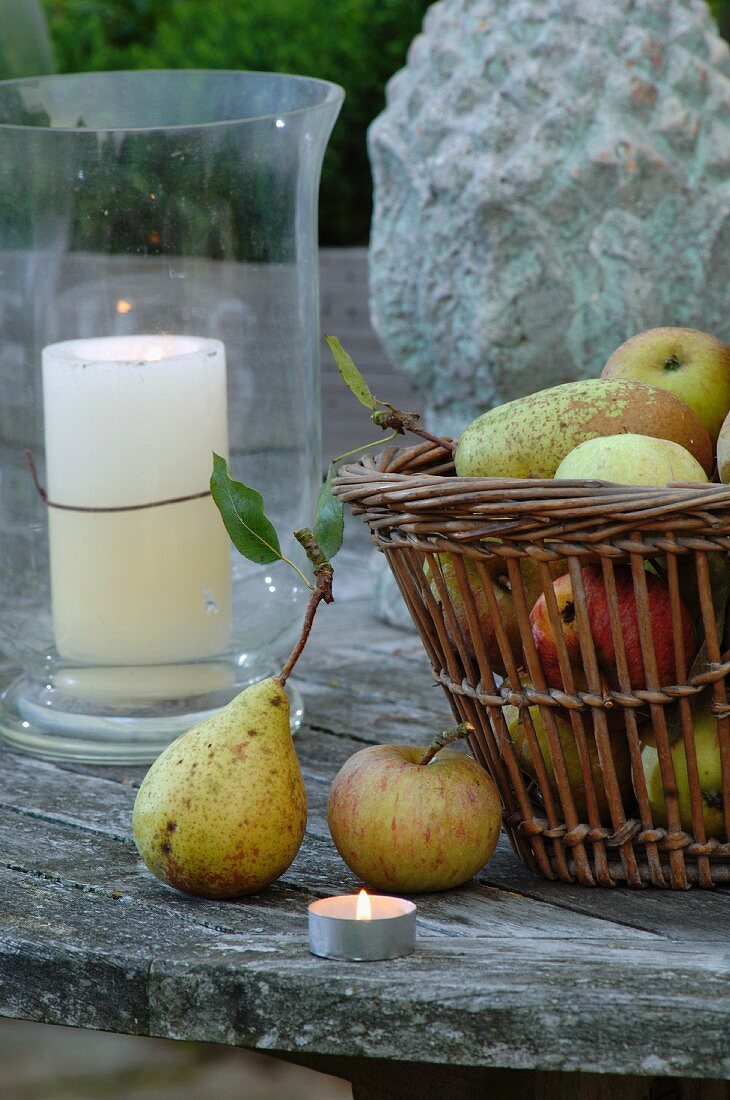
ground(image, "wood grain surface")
xmin=0 ymin=527 xmax=729 ymax=1090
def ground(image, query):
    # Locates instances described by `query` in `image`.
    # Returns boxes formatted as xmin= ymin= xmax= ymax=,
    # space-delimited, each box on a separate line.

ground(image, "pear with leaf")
xmin=133 ymin=675 xmax=305 ymax=898
xmin=132 ymin=456 xmax=343 ymax=898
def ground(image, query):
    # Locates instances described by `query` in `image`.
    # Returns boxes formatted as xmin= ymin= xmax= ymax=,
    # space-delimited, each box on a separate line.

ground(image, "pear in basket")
xmin=454 ymin=379 xmax=712 ymax=480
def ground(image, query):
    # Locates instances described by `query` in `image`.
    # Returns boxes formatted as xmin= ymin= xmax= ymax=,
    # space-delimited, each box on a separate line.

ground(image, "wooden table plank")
xmin=0 ymin=872 xmax=152 ymax=1034
xmin=146 ymin=937 xmax=730 ymax=1080
xmin=482 ymin=844 xmax=730 ymax=944
xmin=0 ymin=527 xmax=728 ymax=1087
xmin=0 ymin=755 xmax=660 ymax=946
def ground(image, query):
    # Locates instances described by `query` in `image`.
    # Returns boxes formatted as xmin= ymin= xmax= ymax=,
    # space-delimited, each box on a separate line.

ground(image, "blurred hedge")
xmin=711 ymin=0 xmax=730 ymax=35
xmin=41 ymin=0 xmax=730 ymax=245
xmin=41 ymin=0 xmax=431 ymax=246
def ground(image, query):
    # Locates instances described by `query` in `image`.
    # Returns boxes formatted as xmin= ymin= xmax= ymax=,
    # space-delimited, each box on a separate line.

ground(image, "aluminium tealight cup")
xmin=308 ymin=897 xmax=417 ymax=961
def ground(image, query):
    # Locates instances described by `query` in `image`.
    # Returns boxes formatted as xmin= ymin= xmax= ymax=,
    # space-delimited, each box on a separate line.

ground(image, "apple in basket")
xmin=601 ymin=326 xmax=730 ymax=447
xmin=641 ymin=690 xmax=727 ymax=841
xmin=327 ymin=726 xmax=501 ymax=893
xmin=716 ymin=407 xmax=730 ymax=485
xmin=530 ymin=565 xmax=696 ymax=693
xmin=425 ymin=551 xmax=565 ymax=677
xmin=503 ymin=688 xmax=633 ymax=823
xmin=553 ymin=433 xmax=708 ymax=487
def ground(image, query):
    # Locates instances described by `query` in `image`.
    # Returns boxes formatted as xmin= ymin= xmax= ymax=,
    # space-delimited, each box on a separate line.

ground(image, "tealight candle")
xmin=308 ymin=889 xmax=417 ymax=961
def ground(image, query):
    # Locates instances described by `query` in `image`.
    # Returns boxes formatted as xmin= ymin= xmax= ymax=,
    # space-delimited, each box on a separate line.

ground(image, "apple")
xmin=529 ymin=572 xmax=584 ymax=690
xmin=504 ymin=695 xmax=633 ymax=822
xmin=526 ymin=576 xmax=629 ymax=730
xmin=641 ymin=691 xmax=726 ymax=840
xmin=327 ymin=742 xmax=501 ymax=892
xmin=716 ymin=408 xmax=730 ymax=484
xmin=554 ymin=434 xmax=708 ymax=486
xmin=601 ymin=327 xmax=730 ymax=446
xmin=530 ymin=564 xmax=696 ymax=692
xmin=426 ymin=551 xmax=565 ymax=676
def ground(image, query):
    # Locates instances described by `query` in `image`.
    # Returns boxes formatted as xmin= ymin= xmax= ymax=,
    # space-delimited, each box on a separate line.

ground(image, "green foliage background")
xmin=710 ymin=0 xmax=730 ymax=35
xmin=41 ymin=0 xmax=431 ymax=246
xmin=39 ymin=0 xmax=730 ymax=245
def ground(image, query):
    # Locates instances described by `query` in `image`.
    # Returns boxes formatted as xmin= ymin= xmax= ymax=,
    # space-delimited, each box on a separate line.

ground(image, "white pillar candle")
xmin=42 ymin=335 xmax=232 ymax=667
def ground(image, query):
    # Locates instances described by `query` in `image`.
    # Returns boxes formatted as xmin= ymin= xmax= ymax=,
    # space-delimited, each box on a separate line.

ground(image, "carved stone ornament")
xmin=369 ymin=0 xmax=730 ymax=436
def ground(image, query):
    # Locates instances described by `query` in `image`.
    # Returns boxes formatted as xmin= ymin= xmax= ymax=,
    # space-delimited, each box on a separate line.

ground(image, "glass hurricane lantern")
xmin=0 ymin=69 xmax=343 ymax=763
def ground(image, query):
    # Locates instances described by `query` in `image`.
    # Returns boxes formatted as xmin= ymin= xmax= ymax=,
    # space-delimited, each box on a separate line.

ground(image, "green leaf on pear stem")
xmin=210 ymin=453 xmax=282 ymax=565
xmin=325 ymin=334 xmax=377 ymax=410
xmin=313 ymin=467 xmax=344 ymax=562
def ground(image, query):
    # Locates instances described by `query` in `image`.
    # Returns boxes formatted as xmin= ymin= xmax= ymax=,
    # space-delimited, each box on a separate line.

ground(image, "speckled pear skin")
xmin=132 ymin=678 xmax=307 ymax=898
xmin=454 ymin=378 xmax=713 ymax=480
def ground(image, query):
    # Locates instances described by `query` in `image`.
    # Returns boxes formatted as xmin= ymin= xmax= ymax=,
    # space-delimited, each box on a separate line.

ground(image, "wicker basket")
xmin=333 ymin=441 xmax=730 ymax=889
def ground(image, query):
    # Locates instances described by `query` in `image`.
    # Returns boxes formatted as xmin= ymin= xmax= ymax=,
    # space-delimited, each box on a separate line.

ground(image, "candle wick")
xmin=24 ymin=448 xmax=212 ymax=513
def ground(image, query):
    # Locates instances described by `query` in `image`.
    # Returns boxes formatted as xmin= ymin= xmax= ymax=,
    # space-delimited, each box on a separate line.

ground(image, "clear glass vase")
xmin=0 ymin=70 xmax=343 ymax=762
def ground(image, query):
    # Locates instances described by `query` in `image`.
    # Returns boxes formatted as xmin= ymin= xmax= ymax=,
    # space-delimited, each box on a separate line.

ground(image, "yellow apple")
xmin=554 ymin=433 xmax=708 ymax=486
xmin=641 ymin=692 xmax=726 ymax=840
xmin=716 ymin=408 xmax=730 ymax=484
xmin=425 ymin=552 xmax=565 ymax=676
xmin=504 ymin=697 xmax=633 ymax=823
xmin=327 ymin=743 xmax=501 ymax=892
xmin=601 ymin=326 xmax=730 ymax=446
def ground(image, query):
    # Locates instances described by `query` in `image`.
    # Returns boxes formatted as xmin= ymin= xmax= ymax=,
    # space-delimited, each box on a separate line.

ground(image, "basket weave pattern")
xmin=333 ymin=442 xmax=730 ymax=889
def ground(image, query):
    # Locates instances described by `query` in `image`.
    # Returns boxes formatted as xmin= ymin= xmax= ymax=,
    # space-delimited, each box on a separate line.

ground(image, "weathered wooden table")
xmin=1 ymin=535 xmax=729 ymax=1100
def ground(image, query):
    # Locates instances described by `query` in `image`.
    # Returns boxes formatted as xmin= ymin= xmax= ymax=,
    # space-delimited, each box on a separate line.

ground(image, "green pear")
xmin=504 ymin=695 xmax=633 ymax=823
xmin=454 ymin=378 xmax=713 ymax=480
xmin=641 ymin=693 xmax=726 ymax=840
xmin=132 ymin=677 xmax=307 ymax=898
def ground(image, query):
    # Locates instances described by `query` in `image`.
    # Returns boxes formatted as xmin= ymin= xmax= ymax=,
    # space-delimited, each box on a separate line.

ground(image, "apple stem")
xmin=419 ymin=723 xmax=473 ymax=765
xmin=275 ymin=528 xmax=334 ymax=687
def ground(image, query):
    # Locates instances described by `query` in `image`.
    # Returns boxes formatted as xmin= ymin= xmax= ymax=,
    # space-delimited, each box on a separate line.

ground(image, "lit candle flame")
xmin=115 ymin=299 xmax=132 ymax=315
xmin=355 ymin=888 xmax=371 ymax=921
xmin=144 ymin=344 xmax=166 ymax=362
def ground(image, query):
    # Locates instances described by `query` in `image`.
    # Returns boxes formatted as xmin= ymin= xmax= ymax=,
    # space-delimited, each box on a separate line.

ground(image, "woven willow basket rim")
xmin=333 ymin=441 xmax=730 ymax=545
xmin=333 ymin=440 xmax=730 ymax=889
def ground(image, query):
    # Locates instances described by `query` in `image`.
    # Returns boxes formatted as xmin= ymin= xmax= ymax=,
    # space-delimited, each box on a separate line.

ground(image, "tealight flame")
xmin=355 ymin=889 xmax=371 ymax=921
xmin=115 ymin=299 xmax=132 ymax=314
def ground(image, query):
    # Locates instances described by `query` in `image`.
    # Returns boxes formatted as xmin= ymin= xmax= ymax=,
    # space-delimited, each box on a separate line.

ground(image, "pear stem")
xmin=275 ymin=528 xmax=334 ymax=687
xmin=331 ymin=429 xmax=400 ymax=467
xmin=371 ymin=407 xmax=457 ymax=455
xmin=419 ymin=723 xmax=473 ymax=765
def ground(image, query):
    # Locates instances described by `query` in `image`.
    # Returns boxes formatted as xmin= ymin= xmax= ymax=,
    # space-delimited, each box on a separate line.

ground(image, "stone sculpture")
xmin=369 ymin=0 xmax=730 ymax=436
